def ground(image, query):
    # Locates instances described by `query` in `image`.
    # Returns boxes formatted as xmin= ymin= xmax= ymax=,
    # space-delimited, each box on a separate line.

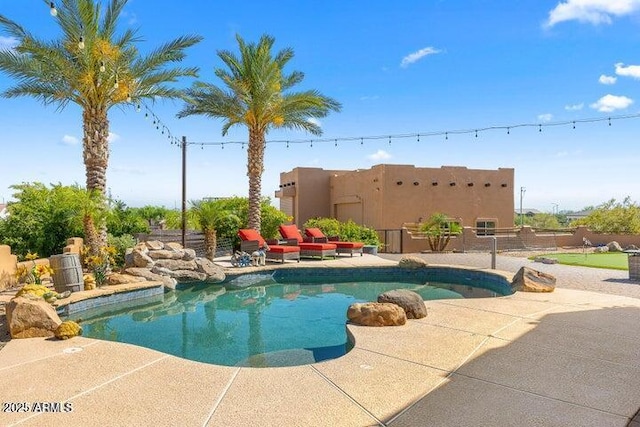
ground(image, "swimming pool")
xmin=75 ymin=267 xmax=513 ymax=367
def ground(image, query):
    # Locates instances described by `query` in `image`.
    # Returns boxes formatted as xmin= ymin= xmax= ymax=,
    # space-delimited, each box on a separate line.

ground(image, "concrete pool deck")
xmin=1 ymin=253 xmax=639 ymax=426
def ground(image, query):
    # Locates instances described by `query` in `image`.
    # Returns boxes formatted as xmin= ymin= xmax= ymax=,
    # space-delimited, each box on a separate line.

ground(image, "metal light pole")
xmin=519 ymin=186 xmax=526 ymax=227
xmin=181 ymin=136 xmax=187 ymax=248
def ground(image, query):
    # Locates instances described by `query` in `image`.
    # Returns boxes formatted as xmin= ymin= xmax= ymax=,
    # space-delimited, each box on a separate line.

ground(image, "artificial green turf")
xmin=532 ymin=252 xmax=629 ymax=270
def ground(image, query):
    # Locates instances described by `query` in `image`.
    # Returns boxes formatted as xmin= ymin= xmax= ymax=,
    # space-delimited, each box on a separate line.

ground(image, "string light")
xmin=49 ymin=2 xmax=57 ymax=17
xmin=78 ymin=36 xmax=85 ymax=50
xmin=113 ymin=75 xmax=119 ymax=89
xmin=99 ymin=61 xmax=106 ymax=72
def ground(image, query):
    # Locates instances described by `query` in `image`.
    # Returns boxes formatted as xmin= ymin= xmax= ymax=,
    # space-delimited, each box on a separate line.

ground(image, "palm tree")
xmin=191 ymin=199 xmax=240 ymax=261
xmin=178 ymin=34 xmax=341 ymax=232
xmin=0 ymin=0 xmax=202 ymax=253
xmin=419 ymin=213 xmax=463 ymax=252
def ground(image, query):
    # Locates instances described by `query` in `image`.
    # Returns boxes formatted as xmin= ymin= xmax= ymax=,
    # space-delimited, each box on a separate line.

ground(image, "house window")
xmin=476 ymin=220 xmax=496 ymax=236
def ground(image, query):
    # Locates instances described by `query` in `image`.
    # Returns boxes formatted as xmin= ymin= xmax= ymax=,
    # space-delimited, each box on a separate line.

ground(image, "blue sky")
xmin=1 ymin=0 xmax=640 ymax=212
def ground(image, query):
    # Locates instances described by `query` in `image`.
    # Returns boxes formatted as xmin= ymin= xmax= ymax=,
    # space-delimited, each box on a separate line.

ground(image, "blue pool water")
xmin=76 ymin=269 xmax=511 ymax=367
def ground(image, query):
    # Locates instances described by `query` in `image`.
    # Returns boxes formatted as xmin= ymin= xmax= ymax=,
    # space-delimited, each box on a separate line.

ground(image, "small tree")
xmin=419 ymin=213 xmax=462 ymax=252
xmin=190 ymin=200 xmax=241 ymax=261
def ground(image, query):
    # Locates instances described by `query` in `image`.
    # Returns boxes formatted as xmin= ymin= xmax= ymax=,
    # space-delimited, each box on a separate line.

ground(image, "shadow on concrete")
xmin=386 ymin=305 xmax=640 ymax=427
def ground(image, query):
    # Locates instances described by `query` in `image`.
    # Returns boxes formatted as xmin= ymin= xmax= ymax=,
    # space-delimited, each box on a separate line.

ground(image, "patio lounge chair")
xmin=304 ymin=227 xmax=365 ymax=257
xmin=278 ymin=224 xmax=337 ymax=260
xmin=238 ymin=228 xmax=300 ymax=263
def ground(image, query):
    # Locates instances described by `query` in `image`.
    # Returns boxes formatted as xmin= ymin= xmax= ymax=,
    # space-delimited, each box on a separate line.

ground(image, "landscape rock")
xmin=626 ymin=244 xmax=639 ymax=251
xmin=607 ymin=241 xmax=623 ymax=252
xmin=145 ymin=240 xmax=165 ymax=250
xmin=182 ymin=248 xmax=197 ymax=261
xmin=398 ymin=256 xmax=428 ymax=269
xmin=160 ymin=242 xmax=180 ymax=251
xmin=347 ymin=302 xmax=407 ymax=326
xmin=171 ymin=270 xmax=207 ymax=282
xmin=511 ymin=267 xmax=556 ymax=293
xmin=378 ymin=289 xmax=427 ymax=319
xmin=594 ymin=246 xmax=609 ymax=253
xmin=7 ymin=296 xmax=62 ymax=338
xmin=195 ymin=258 xmax=225 ymax=282
xmin=125 ymin=267 xmax=178 ymax=290
xmin=106 ymin=273 xmax=146 ymax=286
xmin=132 ymin=248 xmax=155 ymax=268
xmin=154 ymin=259 xmax=197 ymax=271
xmin=147 ymin=250 xmax=184 ymax=260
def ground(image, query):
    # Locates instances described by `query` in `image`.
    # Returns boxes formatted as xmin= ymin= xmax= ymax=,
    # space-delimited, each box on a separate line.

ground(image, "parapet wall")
xmin=401 ymin=225 xmax=640 ymax=253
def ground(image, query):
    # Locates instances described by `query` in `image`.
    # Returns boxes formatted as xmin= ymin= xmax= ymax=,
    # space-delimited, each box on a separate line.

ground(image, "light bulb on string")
xmin=475 ymin=130 xmax=478 ymax=138
xmin=417 ymin=133 xmax=420 ymax=142
xmin=445 ymin=132 xmax=448 ymax=140
xmin=114 ymin=75 xmax=119 ymax=89
xmin=310 ymin=140 xmax=313 ymax=148
xmin=49 ymin=2 xmax=57 ymax=16
xmin=334 ymin=139 xmax=338 ymax=147
xmin=221 ymin=143 xmax=224 ymax=150
xmin=572 ymin=121 xmax=575 ymax=129
xmin=388 ymin=136 xmax=391 ymax=145
xmin=126 ymin=94 xmax=132 ymax=103
xmin=507 ymin=127 xmax=510 ymax=135
xmin=608 ymin=117 xmax=611 ymax=126
xmin=285 ymin=141 xmax=288 ymax=149
xmin=78 ymin=37 xmax=84 ymax=50
xmin=538 ymin=124 xmax=542 ymax=132
xmin=136 ymin=104 xmax=141 ymax=112
xmin=99 ymin=61 xmax=106 ymax=72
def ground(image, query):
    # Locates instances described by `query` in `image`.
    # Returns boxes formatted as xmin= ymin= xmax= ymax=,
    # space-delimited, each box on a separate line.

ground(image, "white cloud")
xmin=307 ymin=118 xmax=321 ymax=127
xmin=400 ymin=46 xmax=441 ymax=68
xmin=61 ymin=135 xmax=79 ymax=145
xmin=565 ymin=103 xmax=584 ymax=111
xmin=590 ymin=94 xmax=633 ymax=112
xmin=367 ymin=150 xmax=392 ymax=161
xmin=537 ymin=113 xmax=553 ymax=123
xmin=599 ymin=74 xmax=617 ymax=85
xmin=615 ymin=62 xmax=640 ymax=79
xmin=0 ymin=36 xmax=18 ymax=51
xmin=108 ymin=132 xmax=120 ymax=143
xmin=545 ymin=0 xmax=640 ymax=27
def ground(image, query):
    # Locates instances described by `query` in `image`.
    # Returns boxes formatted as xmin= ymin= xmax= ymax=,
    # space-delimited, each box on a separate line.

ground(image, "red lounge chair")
xmin=238 ymin=229 xmax=300 ymax=263
xmin=278 ymin=224 xmax=337 ymax=260
xmin=304 ymin=227 xmax=365 ymax=257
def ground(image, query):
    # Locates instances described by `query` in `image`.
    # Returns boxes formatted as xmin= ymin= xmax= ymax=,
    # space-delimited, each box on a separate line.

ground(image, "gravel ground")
xmin=379 ymin=250 xmax=640 ymax=299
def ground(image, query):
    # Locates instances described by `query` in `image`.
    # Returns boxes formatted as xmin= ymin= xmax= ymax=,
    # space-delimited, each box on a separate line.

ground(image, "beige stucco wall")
xmin=276 ymin=167 xmax=349 ymax=227
xmin=329 ymin=164 xmax=514 ymax=230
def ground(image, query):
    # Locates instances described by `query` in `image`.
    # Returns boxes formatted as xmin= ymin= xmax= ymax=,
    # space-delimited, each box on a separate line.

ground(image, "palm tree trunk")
xmin=82 ymin=106 xmax=110 ymax=251
xmin=247 ymin=128 xmax=265 ymax=231
xmin=204 ymin=228 xmax=217 ymax=261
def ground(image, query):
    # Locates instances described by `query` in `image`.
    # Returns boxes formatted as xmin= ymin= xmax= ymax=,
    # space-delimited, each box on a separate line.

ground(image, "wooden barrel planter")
xmin=50 ymin=253 xmax=84 ymax=293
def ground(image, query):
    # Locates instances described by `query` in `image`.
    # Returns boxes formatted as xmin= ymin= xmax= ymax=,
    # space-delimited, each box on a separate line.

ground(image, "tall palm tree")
xmin=0 ymin=0 xmax=202 ymax=253
xmin=178 ymin=34 xmax=341 ymax=232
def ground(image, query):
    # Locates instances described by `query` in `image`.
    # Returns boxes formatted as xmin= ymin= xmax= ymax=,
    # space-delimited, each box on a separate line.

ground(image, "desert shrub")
xmin=303 ymin=218 xmax=380 ymax=246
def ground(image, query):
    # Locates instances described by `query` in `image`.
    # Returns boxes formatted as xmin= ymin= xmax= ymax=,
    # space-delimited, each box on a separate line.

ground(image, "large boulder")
xmin=378 ymin=289 xmax=427 ymax=319
xmin=107 ymin=273 xmax=146 ymax=286
xmin=150 ymin=266 xmax=206 ymax=282
xmin=144 ymin=240 xmax=165 ymax=251
xmin=182 ymin=248 xmax=197 ymax=261
xmin=154 ymin=259 xmax=197 ymax=271
xmin=347 ymin=302 xmax=407 ymax=326
xmin=132 ymin=247 xmax=155 ymax=268
xmin=147 ymin=250 xmax=185 ymax=260
xmin=607 ymin=241 xmax=623 ymax=252
xmin=125 ymin=267 xmax=178 ymax=290
xmin=195 ymin=258 xmax=225 ymax=283
xmin=398 ymin=256 xmax=428 ymax=269
xmin=7 ymin=296 xmax=62 ymax=338
xmin=511 ymin=267 xmax=556 ymax=293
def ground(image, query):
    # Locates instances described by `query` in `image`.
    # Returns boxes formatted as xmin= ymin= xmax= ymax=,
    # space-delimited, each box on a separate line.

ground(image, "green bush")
xmin=303 ymin=218 xmax=381 ymax=247
xmin=107 ymin=234 xmax=137 ymax=268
